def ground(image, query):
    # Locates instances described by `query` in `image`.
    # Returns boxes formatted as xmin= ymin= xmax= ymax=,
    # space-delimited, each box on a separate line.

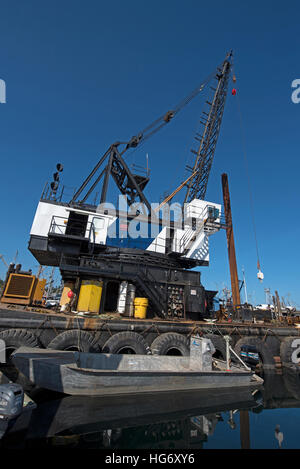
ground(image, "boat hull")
xmin=12 ymin=348 xmax=263 ymax=396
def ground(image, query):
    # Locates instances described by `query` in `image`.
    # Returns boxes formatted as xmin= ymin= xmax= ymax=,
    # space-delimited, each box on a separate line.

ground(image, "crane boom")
xmin=184 ymin=52 xmax=232 ymax=203
xmin=70 ymin=53 xmax=232 ymax=208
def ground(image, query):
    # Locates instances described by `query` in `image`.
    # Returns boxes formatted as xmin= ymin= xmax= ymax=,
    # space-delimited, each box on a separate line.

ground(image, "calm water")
xmin=0 ymin=370 xmax=300 ymax=449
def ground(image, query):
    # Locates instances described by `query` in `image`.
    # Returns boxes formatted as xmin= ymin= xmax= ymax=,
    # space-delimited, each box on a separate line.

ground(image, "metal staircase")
xmin=135 ymin=266 xmax=167 ymax=317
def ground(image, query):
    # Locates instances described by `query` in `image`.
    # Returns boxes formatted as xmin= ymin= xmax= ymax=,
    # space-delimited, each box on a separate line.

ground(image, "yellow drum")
xmin=134 ymin=297 xmax=148 ymax=319
xmin=77 ymin=280 xmax=103 ymax=313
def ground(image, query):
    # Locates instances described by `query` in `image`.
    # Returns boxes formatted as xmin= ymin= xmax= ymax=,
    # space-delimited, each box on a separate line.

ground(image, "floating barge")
xmin=0 ymin=53 xmax=299 ymax=374
xmin=0 ymin=304 xmax=300 ymax=371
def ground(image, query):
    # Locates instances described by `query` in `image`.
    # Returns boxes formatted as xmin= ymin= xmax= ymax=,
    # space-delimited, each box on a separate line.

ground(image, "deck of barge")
xmin=0 ymin=303 xmax=299 ymax=338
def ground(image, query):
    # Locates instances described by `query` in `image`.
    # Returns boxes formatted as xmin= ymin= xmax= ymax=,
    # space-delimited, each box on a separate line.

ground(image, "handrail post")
xmin=224 ymin=335 xmax=231 ymax=370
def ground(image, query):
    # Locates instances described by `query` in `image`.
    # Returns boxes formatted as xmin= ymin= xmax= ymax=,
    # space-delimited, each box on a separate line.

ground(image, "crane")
xmin=69 ymin=52 xmax=233 ymax=210
xmin=29 ymin=52 xmax=234 ymax=319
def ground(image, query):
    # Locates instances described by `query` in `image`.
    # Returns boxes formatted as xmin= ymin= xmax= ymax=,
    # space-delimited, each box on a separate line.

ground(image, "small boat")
xmin=12 ymin=347 xmax=263 ymax=396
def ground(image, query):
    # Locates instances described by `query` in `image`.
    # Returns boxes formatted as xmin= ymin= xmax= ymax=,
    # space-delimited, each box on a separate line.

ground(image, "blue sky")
xmin=0 ymin=0 xmax=299 ymax=306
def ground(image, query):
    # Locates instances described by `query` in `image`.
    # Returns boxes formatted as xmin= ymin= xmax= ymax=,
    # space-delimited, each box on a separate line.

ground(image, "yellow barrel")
xmin=77 ymin=280 xmax=103 ymax=313
xmin=134 ymin=297 xmax=148 ymax=319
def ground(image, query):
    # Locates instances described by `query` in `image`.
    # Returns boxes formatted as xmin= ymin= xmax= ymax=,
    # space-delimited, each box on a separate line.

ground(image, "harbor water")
xmin=0 ymin=370 xmax=299 ymax=449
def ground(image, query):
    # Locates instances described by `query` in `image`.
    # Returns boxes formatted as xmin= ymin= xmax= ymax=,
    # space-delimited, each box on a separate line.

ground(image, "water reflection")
xmin=1 ymin=369 xmax=300 ymax=449
xmin=275 ymin=425 xmax=283 ymax=448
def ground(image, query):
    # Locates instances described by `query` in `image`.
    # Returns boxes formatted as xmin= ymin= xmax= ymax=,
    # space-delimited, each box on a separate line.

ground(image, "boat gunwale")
xmin=64 ymin=363 xmax=254 ymax=377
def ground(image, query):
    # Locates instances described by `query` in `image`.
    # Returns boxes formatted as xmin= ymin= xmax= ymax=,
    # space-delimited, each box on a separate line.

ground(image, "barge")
xmin=0 ymin=303 xmax=299 ymax=371
xmin=0 ymin=52 xmax=299 ymax=374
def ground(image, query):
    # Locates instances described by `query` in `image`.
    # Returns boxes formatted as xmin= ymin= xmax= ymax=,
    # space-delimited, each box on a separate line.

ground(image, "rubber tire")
xmin=234 ymin=336 xmax=276 ymax=367
xmin=0 ymin=329 xmax=40 ymax=390
xmin=0 ymin=329 xmax=39 ymax=357
xmin=280 ymin=336 xmax=300 ymax=367
xmin=151 ymin=333 xmax=190 ymax=356
xmin=47 ymin=330 xmax=99 ymax=352
xmin=93 ymin=331 xmax=112 ymax=351
xmin=204 ymin=334 xmax=226 ymax=359
xmin=282 ymin=366 xmax=300 ymax=400
xmin=102 ymin=332 xmax=150 ymax=354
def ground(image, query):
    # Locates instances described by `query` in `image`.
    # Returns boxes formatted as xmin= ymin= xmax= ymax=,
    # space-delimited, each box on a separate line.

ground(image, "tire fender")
xmin=280 ymin=336 xmax=300 ymax=367
xmin=47 ymin=330 xmax=99 ymax=352
xmin=151 ymin=333 xmax=190 ymax=356
xmin=102 ymin=331 xmax=150 ymax=354
xmin=0 ymin=328 xmax=40 ymax=389
xmin=282 ymin=366 xmax=300 ymax=400
xmin=0 ymin=328 xmax=39 ymax=357
xmin=204 ymin=334 xmax=226 ymax=359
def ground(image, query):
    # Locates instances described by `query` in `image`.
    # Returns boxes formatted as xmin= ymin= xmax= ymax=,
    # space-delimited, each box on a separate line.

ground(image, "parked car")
xmin=283 ymin=305 xmax=296 ymax=313
xmin=254 ymin=304 xmax=275 ymax=311
xmin=45 ymin=298 xmax=60 ymax=309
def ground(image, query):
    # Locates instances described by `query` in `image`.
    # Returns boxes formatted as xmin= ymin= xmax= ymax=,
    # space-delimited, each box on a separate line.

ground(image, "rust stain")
xmin=83 ymin=318 xmax=98 ymax=330
xmin=66 ymin=317 xmax=74 ymax=329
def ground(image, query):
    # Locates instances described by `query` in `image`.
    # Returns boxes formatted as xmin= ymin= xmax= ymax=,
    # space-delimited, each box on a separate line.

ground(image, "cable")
xmin=234 ymin=75 xmax=262 ymax=273
xmin=73 ymin=53 xmax=232 ymax=204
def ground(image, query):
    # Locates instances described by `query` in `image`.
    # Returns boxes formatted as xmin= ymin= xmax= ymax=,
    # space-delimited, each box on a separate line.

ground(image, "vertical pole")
xmin=275 ymin=290 xmax=282 ymax=318
xmin=242 ymin=267 xmax=248 ymax=304
xmin=272 ymin=295 xmax=277 ymax=319
xmin=240 ymin=411 xmax=250 ymax=449
xmin=222 ymin=173 xmax=241 ymax=317
xmin=37 ymin=265 xmax=43 ymax=279
xmin=224 ymin=335 xmax=231 ymax=370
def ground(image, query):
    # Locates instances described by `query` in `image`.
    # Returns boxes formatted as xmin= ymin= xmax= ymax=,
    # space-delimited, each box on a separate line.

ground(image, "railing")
xmin=41 ymin=182 xmax=77 ymax=203
xmin=49 ymin=216 xmax=95 ymax=241
xmin=177 ymin=204 xmax=222 ymax=254
xmin=204 ymin=329 xmax=251 ymax=372
xmin=49 ymin=206 xmax=225 ymax=258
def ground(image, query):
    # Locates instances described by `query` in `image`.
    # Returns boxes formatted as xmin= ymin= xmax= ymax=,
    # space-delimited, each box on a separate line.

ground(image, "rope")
xmin=93 ymin=322 xmax=113 ymax=342
xmin=35 ymin=315 xmax=58 ymax=336
xmin=187 ymin=326 xmax=203 ymax=338
xmin=140 ymin=323 xmax=161 ymax=337
xmin=233 ymin=72 xmax=262 ymax=272
xmin=76 ymin=316 xmax=82 ymax=351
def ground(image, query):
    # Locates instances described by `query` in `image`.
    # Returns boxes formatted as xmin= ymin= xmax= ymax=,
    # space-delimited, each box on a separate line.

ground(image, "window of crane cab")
xmin=92 ymin=217 xmax=105 ymax=232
